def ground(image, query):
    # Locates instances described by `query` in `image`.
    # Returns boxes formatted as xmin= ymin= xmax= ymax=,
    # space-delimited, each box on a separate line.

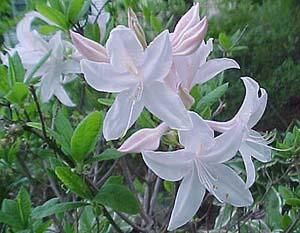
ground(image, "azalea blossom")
xmin=81 ymin=26 xmax=192 ymax=140
xmin=142 ymin=112 xmax=253 ymax=230
xmin=119 ymin=39 xmax=239 ymax=153
xmin=206 ymin=77 xmax=271 ymax=188
xmin=170 ymin=3 xmax=207 ymax=56
xmin=2 ymin=11 xmax=80 ymax=106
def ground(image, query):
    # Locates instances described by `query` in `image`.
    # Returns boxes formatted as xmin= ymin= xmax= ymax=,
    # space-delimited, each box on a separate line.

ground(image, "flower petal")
xmin=39 ymin=68 xmax=60 ymax=103
xmin=103 ymin=90 xmax=144 ymax=140
xmin=118 ymin=123 xmax=168 ymax=153
xmin=106 ymin=26 xmax=143 ymax=72
xmin=248 ymin=88 xmax=268 ymax=128
xmin=141 ymin=30 xmax=172 ymax=83
xmin=245 ymin=130 xmax=272 ymax=162
xmin=192 ymin=58 xmax=240 ymax=87
xmin=205 ymin=163 xmax=253 ymax=207
xmin=142 ymin=150 xmax=194 ymax=181
xmin=54 ymin=85 xmax=76 ymax=107
xmin=178 ymin=112 xmax=214 ymax=152
xmin=143 ymin=82 xmax=192 ymax=130
xmin=240 ymin=144 xmax=256 ymax=188
xmin=81 ymin=60 xmax=137 ymax=93
xmin=168 ymin=165 xmax=205 ymax=231
xmin=70 ymin=31 xmax=108 ymax=62
xmin=203 ymin=123 xmax=244 ymax=163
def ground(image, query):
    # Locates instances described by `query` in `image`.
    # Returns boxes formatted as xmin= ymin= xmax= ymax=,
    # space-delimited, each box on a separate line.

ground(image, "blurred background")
xmin=1 ymin=0 xmax=299 ymax=131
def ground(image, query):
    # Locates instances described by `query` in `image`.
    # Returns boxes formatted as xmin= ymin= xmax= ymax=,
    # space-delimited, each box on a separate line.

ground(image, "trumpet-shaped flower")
xmin=170 ymin=3 xmax=207 ymax=56
xmin=2 ymin=11 xmax=80 ymax=106
xmin=81 ymin=26 xmax=192 ymax=140
xmin=142 ymin=112 xmax=253 ymax=231
xmin=206 ymin=77 xmax=270 ymax=188
xmin=120 ymin=39 xmax=239 ymax=153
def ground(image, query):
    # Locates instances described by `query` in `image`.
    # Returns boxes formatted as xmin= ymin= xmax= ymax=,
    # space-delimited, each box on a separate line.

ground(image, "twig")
xmin=102 ymin=207 xmax=123 ymax=233
xmin=29 ymin=85 xmax=48 ymax=139
xmin=96 ymin=159 xmax=119 ymax=188
xmin=120 ymin=158 xmax=153 ymax=226
xmin=285 ymin=212 xmax=300 ymax=233
xmin=149 ymin=176 xmax=161 ymax=215
xmin=116 ymin=211 xmax=147 ymax=232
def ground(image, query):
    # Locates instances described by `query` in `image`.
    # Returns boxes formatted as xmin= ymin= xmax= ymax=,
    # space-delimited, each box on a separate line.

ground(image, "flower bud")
xmin=118 ymin=123 xmax=169 ymax=153
xmin=128 ymin=8 xmax=147 ymax=49
xmin=70 ymin=31 xmax=109 ymax=62
xmin=170 ymin=3 xmax=207 ymax=56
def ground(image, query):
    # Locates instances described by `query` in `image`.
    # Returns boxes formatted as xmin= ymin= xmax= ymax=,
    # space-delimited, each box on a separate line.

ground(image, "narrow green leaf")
xmin=278 ymin=185 xmax=294 ymax=200
xmin=16 ymin=187 xmax=31 ymax=227
xmin=24 ymin=51 xmax=52 ymax=84
xmin=55 ymin=166 xmax=93 ymax=199
xmin=94 ymin=184 xmax=139 ymax=214
xmin=219 ymin=33 xmax=231 ymax=50
xmin=88 ymin=148 xmax=125 ymax=163
xmin=150 ymin=15 xmax=162 ymax=32
xmin=98 ymin=98 xmax=114 ymax=106
xmin=8 ymin=53 xmax=25 ymax=83
xmin=285 ymin=198 xmax=300 ymax=206
xmin=71 ymin=111 xmax=103 ymax=163
xmin=196 ymin=83 xmax=228 ymax=111
xmin=36 ymin=4 xmax=68 ymax=29
xmin=5 ymin=82 xmax=29 ymax=104
xmin=32 ymin=198 xmax=87 ymax=218
xmin=49 ymin=0 xmax=65 ymax=13
xmin=0 ymin=65 xmax=9 ymax=96
xmin=67 ymin=0 xmax=84 ymax=23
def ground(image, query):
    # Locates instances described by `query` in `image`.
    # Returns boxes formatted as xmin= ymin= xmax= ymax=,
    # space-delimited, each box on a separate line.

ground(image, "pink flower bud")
xmin=118 ymin=123 xmax=169 ymax=153
xmin=177 ymin=84 xmax=195 ymax=109
xmin=170 ymin=3 xmax=208 ymax=56
xmin=70 ymin=31 xmax=109 ymax=62
xmin=128 ymin=8 xmax=147 ymax=49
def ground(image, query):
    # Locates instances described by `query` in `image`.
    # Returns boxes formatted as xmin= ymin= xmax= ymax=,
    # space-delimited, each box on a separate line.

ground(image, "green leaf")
xmin=163 ymin=181 xmax=174 ymax=194
xmin=38 ymin=25 xmax=61 ymax=35
xmin=278 ymin=185 xmax=294 ymax=200
xmin=104 ymin=176 xmax=123 ymax=186
xmin=281 ymin=215 xmax=293 ymax=230
xmin=150 ymin=15 xmax=162 ymax=32
xmin=8 ymin=53 xmax=25 ymax=83
xmin=98 ymin=98 xmax=114 ymax=106
xmin=94 ymin=184 xmax=139 ymax=214
xmin=55 ymin=166 xmax=93 ymax=199
xmin=219 ymin=33 xmax=231 ymax=50
xmin=264 ymin=187 xmax=282 ymax=230
xmin=32 ymin=198 xmax=87 ymax=218
xmin=49 ymin=0 xmax=65 ymax=13
xmin=71 ymin=111 xmax=103 ymax=163
xmin=0 ymin=65 xmax=9 ymax=96
xmin=0 ymin=211 xmax=23 ymax=229
xmin=16 ymin=187 xmax=31 ymax=227
xmin=1 ymin=199 xmax=23 ymax=228
xmin=196 ymin=83 xmax=228 ymax=111
xmin=55 ymin=110 xmax=73 ymax=144
xmin=67 ymin=0 xmax=84 ymax=22
xmin=36 ymin=4 xmax=68 ymax=29
xmin=285 ymin=198 xmax=300 ymax=206
xmin=76 ymin=0 xmax=91 ymax=22
xmin=24 ymin=51 xmax=52 ymax=84
xmin=5 ymin=82 xmax=29 ymax=104
xmin=84 ymin=23 xmax=100 ymax=42
xmin=88 ymin=148 xmax=125 ymax=163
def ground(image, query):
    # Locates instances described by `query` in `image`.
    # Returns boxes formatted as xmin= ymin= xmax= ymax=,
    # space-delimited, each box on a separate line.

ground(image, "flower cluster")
xmin=1 ymin=3 xmax=273 ymax=231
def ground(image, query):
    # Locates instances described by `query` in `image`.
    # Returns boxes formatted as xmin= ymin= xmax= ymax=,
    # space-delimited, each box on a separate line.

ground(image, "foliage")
xmin=0 ymin=0 xmax=299 ymax=232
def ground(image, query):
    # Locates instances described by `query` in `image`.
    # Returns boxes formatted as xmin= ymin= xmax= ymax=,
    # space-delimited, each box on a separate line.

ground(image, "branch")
xmin=102 ymin=207 xmax=123 ymax=233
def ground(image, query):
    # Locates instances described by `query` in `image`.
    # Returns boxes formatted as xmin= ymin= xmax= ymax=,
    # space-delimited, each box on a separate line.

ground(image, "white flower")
xmin=142 ymin=112 xmax=253 ymax=231
xmin=81 ymin=26 xmax=192 ymax=140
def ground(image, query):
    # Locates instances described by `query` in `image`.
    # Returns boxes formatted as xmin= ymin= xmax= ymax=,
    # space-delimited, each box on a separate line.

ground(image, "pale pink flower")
xmin=143 ymin=112 xmax=253 ymax=230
